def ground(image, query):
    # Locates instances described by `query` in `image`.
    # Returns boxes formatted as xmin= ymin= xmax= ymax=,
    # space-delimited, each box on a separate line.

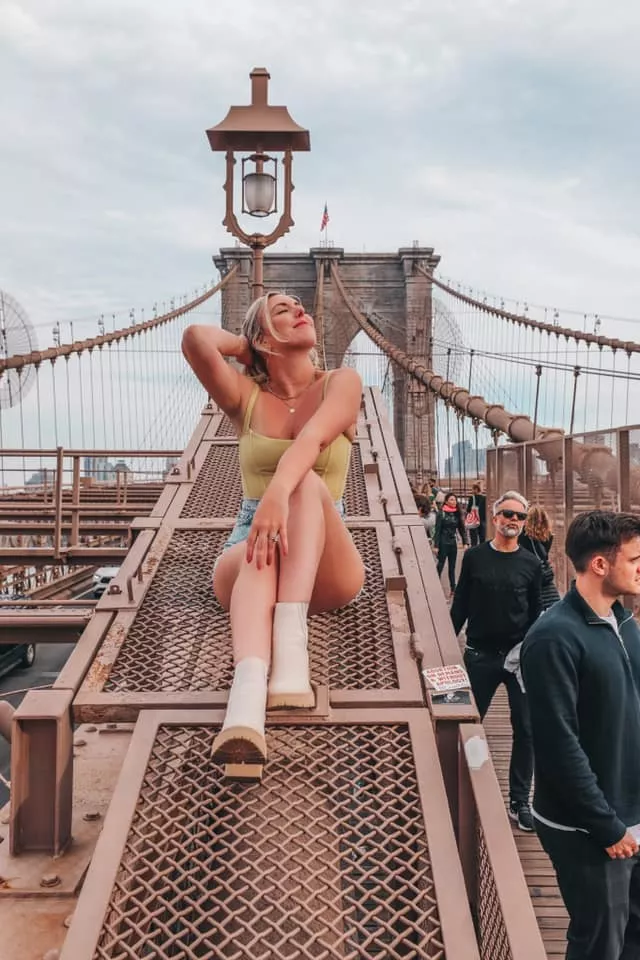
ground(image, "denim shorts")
xmin=213 ymin=498 xmax=347 ymax=575
xmin=222 ymin=497 xmax=346 ymax=552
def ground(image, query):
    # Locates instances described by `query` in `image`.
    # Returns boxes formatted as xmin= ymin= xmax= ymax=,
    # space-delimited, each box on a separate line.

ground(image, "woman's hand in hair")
xmin=246 ymin=482 xmax=290 ymax=570
xmin=234 ymin=335 xmax=254 ymax=368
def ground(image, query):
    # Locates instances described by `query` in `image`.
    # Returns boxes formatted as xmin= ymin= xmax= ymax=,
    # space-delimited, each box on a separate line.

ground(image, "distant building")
xmin=444 ymin=440 xmax=487 ymax=479
xmin=84 ymin=456 xmax=115 ymax=482
xmin=84 ymin=457 xmax=131 ymax=482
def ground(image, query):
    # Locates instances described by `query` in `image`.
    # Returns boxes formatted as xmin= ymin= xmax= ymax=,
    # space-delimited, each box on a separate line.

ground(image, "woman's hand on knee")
xmin=246 ymin=485 xmax=289 ymax=569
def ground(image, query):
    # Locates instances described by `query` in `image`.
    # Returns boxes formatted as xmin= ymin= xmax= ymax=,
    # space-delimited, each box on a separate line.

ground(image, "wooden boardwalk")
xmin=484 ymin=691 xmax=569 ymax=958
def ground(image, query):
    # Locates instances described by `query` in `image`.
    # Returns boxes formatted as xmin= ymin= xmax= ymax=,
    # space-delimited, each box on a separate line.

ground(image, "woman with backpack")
xmin=518 ymin=505 xmax=560 ymax=610
xmin=434 ymin=491 xmax=468 ymax=598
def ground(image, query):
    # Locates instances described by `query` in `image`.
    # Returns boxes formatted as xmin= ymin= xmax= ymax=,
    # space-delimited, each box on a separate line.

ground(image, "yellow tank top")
xmin=237 ymin=374 xmax=352 ymax=500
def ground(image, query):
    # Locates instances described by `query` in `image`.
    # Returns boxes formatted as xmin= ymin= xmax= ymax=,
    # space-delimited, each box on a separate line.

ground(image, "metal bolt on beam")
xmin=40 ymin=873 xmax=61 ymax=888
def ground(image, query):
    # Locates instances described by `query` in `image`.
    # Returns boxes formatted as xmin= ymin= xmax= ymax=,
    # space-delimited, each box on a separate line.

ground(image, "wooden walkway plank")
xmin=484 ymin=690 xmax=569 ymax=958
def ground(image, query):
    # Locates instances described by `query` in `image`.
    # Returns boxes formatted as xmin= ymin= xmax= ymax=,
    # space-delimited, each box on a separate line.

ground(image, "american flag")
xmin=320 ymin=203 xmax=329 ymax=231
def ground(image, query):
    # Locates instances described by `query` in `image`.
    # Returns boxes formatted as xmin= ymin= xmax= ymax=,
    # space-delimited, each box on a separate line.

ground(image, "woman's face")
xmin=261 ymin=294 xmax=317 ymax=351
xmin=446 ymin=495 xmax=457 ymax=508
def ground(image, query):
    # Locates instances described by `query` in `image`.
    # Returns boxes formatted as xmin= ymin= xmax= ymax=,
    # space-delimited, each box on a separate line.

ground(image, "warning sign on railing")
xmin=422 ymin=664 xmax=470 ymax=692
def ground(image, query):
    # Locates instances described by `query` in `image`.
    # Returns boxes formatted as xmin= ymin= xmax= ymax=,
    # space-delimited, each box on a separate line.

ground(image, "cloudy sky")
xmin=1 ymin=0 xmax=640 ymax=351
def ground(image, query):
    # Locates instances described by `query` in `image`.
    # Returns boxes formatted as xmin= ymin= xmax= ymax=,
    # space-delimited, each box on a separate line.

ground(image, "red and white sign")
xmin=422 ymin=664 xmax=470 ymax=693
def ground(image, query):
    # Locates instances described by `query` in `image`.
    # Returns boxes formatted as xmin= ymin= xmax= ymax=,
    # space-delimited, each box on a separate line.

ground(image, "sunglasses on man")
xmin=496 ymin=509 xmax=528 ymax=521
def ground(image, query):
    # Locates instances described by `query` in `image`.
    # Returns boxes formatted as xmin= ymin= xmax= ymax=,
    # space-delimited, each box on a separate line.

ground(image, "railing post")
xmin=563 ymin=436 xmax=574 ymax=593
xmin=54 ymin=446 xmax=64 ymax=559
xmin=10 ymin=689 xmax=74 ymax=856
xmin=618 ymin=428 xmax=630 ymax=512
xmin=457 ymin=728 xmax=478 ymax=915
xmin=71 ymin=455 xmax=81 ymax=547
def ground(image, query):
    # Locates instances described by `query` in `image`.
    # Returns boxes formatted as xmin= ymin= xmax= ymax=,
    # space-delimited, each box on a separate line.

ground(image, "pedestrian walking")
xmin=519 ymin=504 xmax=560 ymax=610
xmin=465 ymin=482 xmax=487 ymax=546
xmin=451 ymin=490 xmax=542 ymax=831
xmin=434 ymin=491 xmax=467 ymax=597
xmin=522 ymin=511 xmax=640 ymax=960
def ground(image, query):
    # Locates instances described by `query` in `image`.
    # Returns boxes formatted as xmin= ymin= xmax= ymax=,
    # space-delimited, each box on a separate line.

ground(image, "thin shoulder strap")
xmin=322 ymin=370 xmax=334 ymax=399
xmin=241 ymin=384 xmax=260 ymax=435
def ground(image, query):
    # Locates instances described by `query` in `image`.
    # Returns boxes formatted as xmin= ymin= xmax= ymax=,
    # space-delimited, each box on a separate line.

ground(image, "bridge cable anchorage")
xmin=329 ymin=262 xmax=561 ymax=444
xmin=0 ymin=266 xmax=238 ymax=376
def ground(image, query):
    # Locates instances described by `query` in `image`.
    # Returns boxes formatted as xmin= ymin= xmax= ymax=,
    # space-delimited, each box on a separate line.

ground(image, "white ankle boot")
xmin=211 ymin=657 xmax=268 ymax=764
xmin=267 ymin=602 xmax=315 ymax=709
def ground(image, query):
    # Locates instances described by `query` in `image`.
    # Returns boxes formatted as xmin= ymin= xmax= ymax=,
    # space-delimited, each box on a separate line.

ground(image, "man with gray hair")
xmin=450 ymin=490 xmax=542 ymax=830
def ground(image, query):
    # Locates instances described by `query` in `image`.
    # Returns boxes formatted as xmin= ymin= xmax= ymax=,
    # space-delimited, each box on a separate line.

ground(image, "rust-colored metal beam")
xmin=10 ymin=689 xmax=74 ymax=856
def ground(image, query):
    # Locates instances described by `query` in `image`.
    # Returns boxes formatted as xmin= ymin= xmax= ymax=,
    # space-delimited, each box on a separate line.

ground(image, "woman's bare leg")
xmin=213 ymin=543 xmax=277 ymax=663
xmin=211 ymin=545 xmax=278 ymax=764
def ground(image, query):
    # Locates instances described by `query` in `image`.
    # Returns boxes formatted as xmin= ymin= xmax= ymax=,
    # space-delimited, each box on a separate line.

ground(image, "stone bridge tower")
xmin=213 ymin=245 xmax=440 ymax=487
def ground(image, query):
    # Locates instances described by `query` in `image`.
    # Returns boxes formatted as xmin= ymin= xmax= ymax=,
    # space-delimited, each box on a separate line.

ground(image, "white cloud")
xmin=1 ymin=0 xmax=639 ymax=347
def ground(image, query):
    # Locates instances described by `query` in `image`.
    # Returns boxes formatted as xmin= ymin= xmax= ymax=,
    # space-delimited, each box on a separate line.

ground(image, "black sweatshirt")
xmin=521 ymin=585 xmax=640 ymax=847
xmin=450 ymin=542 xmax=542 ymax=651
xmin=434 ymin=508 xmax=467 ymax=548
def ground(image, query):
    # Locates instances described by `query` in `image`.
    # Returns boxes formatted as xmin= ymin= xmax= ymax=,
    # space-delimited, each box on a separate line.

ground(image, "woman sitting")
xmin=182 ymin=291 xmax=365 ymax=767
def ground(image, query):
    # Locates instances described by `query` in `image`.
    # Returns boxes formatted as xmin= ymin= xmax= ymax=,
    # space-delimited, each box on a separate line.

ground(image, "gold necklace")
xmin=265 ymin=375 xmax=317 ymax=414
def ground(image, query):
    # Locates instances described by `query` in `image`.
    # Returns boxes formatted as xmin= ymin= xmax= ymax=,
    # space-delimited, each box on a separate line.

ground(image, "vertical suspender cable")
xmin=88 ymin=348 xmax=97 ymax=449
xmin=625 ymin=352 xmax=631 ymax=424
xmin=609 ymin=349 xmax=616 ymax=430
xmin=78 ymin=351 xmax=86 ymax=448
xmin=532 ymin=365 xmax=542 ymax=437
xmin=65 ymin=357 xmax=72 ymax=447
xmin=51 ymin=359 xmax=59 ymax=446
xmin=569 ymin=366 xmax=580 ymax=435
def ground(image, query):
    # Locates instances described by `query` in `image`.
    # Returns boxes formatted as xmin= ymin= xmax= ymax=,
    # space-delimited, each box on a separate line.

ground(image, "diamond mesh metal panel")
xmin=344 ymin=444 xmax=369 ymax=517
xmin=181 ymin=445 xmax=370 ymax=519
xmin=94 ymin=723 xmax=445 ymax=959
xmin=103 ymin=529 xmax=397 ymax=693
xmin=181 ymin=446 xmax=243 ymax=519
xmin=216 ymin=416 xmax=237 ymax=437
xmin=477 ymin=822 xmax=511 ymax=960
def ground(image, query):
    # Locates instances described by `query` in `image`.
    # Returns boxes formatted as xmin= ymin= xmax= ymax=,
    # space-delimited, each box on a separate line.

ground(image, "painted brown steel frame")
xmin=458 ymin=724 xmax=547 ymax=960
xmin=59 ymin=708 xmax=481 ymax=960
xmin=487 ymin=423 xmax=639 ymax=593
xmin=71 ymin=519 xmax=424 ymax=721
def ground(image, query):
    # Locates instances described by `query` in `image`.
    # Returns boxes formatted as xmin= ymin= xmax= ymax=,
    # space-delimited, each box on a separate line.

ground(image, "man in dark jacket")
xmin=521 ymin=511 xmax=640 ymax=960
xmin=451 ymin=490 xmax=542 ymax=830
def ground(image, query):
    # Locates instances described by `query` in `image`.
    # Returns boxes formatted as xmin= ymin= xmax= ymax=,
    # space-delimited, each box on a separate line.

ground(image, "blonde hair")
xmin=240 ymin=291 xmax=319 ymax=382
xmin=525 ymin=505 xmax=552 ymax=542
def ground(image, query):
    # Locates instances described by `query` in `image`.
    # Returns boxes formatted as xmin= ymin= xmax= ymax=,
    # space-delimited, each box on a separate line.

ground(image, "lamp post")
xmin=206 ymin=68 xmax=310 ymax=298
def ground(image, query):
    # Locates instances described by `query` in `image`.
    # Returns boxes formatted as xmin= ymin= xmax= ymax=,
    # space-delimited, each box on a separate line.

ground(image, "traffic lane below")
xmin=0 ymin=642 xmax=76 ymax=806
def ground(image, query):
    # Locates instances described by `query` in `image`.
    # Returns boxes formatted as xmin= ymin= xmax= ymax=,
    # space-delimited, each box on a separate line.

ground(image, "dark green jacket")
xmin=522 ymin=584 xmax=640 ymax=847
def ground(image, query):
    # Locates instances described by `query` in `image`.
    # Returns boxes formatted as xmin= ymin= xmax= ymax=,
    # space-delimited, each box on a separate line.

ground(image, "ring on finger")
xmin=268 ymin=533 xmax=280 ymax=543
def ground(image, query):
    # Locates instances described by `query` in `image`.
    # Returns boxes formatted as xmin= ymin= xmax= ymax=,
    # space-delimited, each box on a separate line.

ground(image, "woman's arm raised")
xmin=181 ymin=325 xmax=253 ymax=421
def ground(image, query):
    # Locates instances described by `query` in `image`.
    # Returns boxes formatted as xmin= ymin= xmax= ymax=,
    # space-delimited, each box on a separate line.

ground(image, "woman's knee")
xmin=289 ymin=470 xmax=330 ymax=508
